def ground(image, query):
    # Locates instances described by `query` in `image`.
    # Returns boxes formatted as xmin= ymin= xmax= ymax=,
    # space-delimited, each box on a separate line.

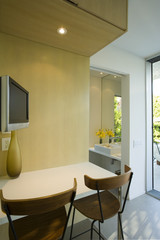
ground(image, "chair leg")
xmin=98 ymin=221 xmax=101 ymax=240
xmin=70 ymin=207 xmax=76 ymax=240
xmin=5 ymin=206 xmax=18 ymax=240
xmin=90 ymin=220 xmax=96 ymax=240
xmin=118 ymin=213 xmax=124 ymax=240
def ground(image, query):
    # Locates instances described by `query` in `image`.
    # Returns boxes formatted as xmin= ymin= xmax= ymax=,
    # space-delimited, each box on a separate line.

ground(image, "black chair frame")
xmin=70 ymin=171 xmax=133 ymax=240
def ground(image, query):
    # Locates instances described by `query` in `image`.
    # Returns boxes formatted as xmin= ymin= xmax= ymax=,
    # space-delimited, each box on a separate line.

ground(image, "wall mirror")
xmin=89 ymin=67 xmax=123 ymax=146
xmin=89 ymin=66 xmax=130 ymax=174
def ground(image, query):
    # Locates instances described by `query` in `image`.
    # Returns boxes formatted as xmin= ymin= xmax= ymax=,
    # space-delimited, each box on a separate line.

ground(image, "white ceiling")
xmin=110 ymin=0 xmax=160 ymax=59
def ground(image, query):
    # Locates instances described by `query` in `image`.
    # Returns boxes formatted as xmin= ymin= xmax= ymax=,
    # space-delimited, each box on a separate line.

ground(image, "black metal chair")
xmin=70 ymin=166 xmax=133 ymax=240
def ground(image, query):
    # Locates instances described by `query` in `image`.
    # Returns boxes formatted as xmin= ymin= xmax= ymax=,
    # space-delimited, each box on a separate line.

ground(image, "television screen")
xmin=0 ymin=76 xmax=29 ymax=132
xmin=9 ymin=80 xmax=29 ymax=124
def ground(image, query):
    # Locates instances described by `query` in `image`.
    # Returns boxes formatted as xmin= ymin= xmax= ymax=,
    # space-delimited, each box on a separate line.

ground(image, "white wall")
xmin=90 ymin=45 xmax=146 ymax=199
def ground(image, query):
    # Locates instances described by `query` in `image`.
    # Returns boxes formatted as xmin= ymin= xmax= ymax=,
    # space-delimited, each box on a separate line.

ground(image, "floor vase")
xmin=7 ymin=130 xmax=22 ymax=178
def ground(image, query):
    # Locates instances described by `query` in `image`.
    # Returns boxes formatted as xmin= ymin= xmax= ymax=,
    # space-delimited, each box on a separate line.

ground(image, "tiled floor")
xmin=65 ymin=194 xmax=160 ymax=240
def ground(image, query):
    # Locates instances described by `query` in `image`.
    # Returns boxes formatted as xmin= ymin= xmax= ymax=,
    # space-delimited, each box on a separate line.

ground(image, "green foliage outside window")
xmin=114 ymin=96 xmax=122 ymax=142
xmin=153 ymin=96 xmax=160 ymax=142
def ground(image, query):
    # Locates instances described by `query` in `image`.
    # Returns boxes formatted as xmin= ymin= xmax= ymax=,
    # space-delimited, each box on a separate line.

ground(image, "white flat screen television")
xmin=0 ymin=75 xmax=29 ymax=132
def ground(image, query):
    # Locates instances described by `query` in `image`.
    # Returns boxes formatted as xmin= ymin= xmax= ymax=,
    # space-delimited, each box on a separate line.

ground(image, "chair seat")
xmin=9 ymin=207 xmax=67 ymax=240
xmin=73 ymin=190 xmax=120 ymax=221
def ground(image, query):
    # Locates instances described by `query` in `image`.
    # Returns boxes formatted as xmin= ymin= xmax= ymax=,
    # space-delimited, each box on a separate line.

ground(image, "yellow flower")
xmin=96 ymin=131 xmax=100 ymax=136
xmin=105 ymin=129 xmax=114 ymax=137
xmin=96 ymin=128 xmax=114 ymax=139
xmin=96 ymin=129 xmax=105 ymax=139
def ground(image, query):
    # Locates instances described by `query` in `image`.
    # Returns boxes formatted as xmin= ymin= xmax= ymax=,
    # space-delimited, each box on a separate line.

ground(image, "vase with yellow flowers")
xmin=105 ymin=129 xmax=114 ymax=145
xmin=96 ymin=128 xmax=114 ymax=145
xmin=96 ymin=129 xmax=106 ymax=144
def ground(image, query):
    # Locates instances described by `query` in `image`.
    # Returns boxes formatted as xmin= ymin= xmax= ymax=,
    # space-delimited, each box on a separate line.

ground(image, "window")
xmin=146 ymin=55 xmax=160 ymax=198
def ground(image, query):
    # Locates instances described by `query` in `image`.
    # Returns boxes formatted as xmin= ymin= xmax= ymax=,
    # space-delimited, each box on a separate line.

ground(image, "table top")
xmin=0 ymin=161 xmax=115 ymax=224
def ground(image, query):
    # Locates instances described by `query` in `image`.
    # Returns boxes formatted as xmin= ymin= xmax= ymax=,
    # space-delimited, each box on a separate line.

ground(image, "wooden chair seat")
xmin=73 ymin=190 xmax=120 ymax=221
xmin=9 ymin=207 xmax=66 ymax=240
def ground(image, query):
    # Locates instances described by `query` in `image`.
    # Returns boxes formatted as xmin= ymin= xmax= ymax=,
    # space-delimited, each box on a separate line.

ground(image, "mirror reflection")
xmin=90 ymin=68 xmax=122 ymax=147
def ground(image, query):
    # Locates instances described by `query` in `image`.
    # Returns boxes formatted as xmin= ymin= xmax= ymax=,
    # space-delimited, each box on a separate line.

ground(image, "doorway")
xmin=146 ymin=56 xmax=160 ymax=197
xmin=152 ymin=60 xmax=160 ymax=192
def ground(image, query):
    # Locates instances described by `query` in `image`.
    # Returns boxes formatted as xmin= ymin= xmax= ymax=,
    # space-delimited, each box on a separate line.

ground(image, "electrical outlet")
xmin=2 ymin=138 xmax=11 ymax=151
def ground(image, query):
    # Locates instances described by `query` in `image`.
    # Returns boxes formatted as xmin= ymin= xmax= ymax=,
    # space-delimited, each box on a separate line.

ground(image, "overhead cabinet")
xmin=0 ymin=0 xmax=128 ymax=56
xmin=64 ymin=0 xmax=128 ymax=30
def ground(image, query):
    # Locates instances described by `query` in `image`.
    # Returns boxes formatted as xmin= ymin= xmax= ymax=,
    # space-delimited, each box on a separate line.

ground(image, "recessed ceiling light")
xmin=57 ymin=27 xmax=67 ymax=35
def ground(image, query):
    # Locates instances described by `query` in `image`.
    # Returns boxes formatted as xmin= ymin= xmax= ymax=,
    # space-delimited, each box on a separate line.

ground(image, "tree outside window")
xmin=114 ymin=96 xmax=122 ymax=142
xmin=153 ymin=96 xmax=160 ymax=142
xmin=153 ymin=61 xmax=160 ymax=142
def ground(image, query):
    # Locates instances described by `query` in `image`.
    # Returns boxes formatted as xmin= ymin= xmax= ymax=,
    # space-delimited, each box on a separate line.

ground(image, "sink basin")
xmin=94 ymin=143 xmax=121 ymax=155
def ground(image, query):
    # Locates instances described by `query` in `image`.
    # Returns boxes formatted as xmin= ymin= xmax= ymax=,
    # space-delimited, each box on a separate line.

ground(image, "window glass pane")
xmin=114 ymin=96 xmax=122 ymax=142
xmin=153 ymin=60 xmax=160 ymax=192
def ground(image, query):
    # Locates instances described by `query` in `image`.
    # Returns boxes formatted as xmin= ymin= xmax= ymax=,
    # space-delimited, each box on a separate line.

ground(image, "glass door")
xmin=152 ymin=60 xmax=160 ymax=192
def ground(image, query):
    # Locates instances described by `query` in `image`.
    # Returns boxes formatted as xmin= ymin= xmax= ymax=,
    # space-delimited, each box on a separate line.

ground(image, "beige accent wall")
xmin=101 ymin=76 xmax=121 ymax=130
xmin=89 ymin=76 xmax=101 ymax=147
xmin=0 ymin=33 xmax=90 ymax=176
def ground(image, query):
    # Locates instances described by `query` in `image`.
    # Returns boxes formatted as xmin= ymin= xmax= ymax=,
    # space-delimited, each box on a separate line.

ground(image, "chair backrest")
xmin=84 ymin=165 xmax=133 ymax=221
xmin=0 ymin=178 xmax=77 ymax=216
xmin=84 ymin=165 xmax=132 ymax=191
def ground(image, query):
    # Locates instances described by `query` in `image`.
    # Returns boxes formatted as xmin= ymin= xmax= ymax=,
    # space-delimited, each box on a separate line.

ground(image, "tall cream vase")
xmin=7 ymin=130 xmax=22 ymax=178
